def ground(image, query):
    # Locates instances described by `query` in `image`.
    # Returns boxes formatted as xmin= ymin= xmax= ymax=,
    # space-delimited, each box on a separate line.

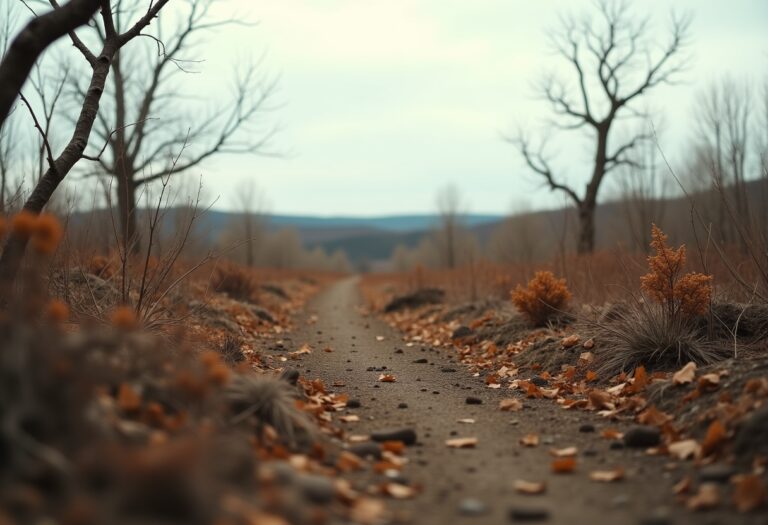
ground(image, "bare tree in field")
xmin=235 ymin=180 xmax=267 ymax=267
xmin=79 ymin=0 xmax=277 ymax=252
xmin=694 ymin=78 xmax=752 ymax=248
xmin=0 ymin=0 xmax=172 ymax=290
xmin=510 ymin=0 xmax=690 ymax=254
xmin=434 ymin=184 xmax=462 ymax=269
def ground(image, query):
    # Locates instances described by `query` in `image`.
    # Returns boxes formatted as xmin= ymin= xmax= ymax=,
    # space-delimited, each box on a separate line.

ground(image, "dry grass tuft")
xmin=211 ymin=262 xmax=258 ymax=302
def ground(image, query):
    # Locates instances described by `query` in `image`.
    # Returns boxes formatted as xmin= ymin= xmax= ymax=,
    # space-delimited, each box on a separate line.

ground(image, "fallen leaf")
xmin=637 ymin=406 xmax=672 ymax=426
xmin=699 ymin=373 xmax=720 ymax=389
xmin=323 ymin=347 xmax=333 ymax=353
xmin=383 ymin=482 xmax=415 ymax=499
xmin=701 ymin=420 xmax=727 ymax=456
xmin=687 ymin=483 xmax=720 ymax=511
xmin=585 ymin=370 xmax=598 ymax=382
xmin=673 ymin=476 xmax=692 ymax=495
xmin=550 ymin=446 xmax=578 ymax=457
xmin=378 ymin=374 xmax=396 ymax=383
xmin=499 ymin=398 xmax=523 ymax=412
xmin=351 ymin=497 xmax=386 ymax=525
xmin=339 ymin=415 xmax=360 ymax=423
xmin=513 ymin=480 xmax=546 ymax=495
xmin=375 ymin=336 xmax=385 ymax=341
xmin=561 ymin=334 xmax=580 ymax=348
xmin=519 ymin=434 xmax=539 ymax=447
xmin=733 ymin=475 xmax=766 ymax=512
xmin=590 ymin=468 xmax=625 ymax=482
xmin=629 ymin=366 xmax=648 ymax=393
xmin=446 ymin=437 xmax=478 ymax=448
xmin=601 ymin=428 xmax=623 ymax=440
xmin=381 ymin=441 xmax=405 ymax=455
xmin=551 ymin=457 xmax=577 ymax=474
xmin=117 ymin=383 xmax=141 ymax=412
xmin=457 ymin=418 xmax=475 ymax=424
xmin=588 ymin=389 xmax=614 ymax=410
xmin=583 ymin=338 xmax=595 ymax=349
xmin=579 ymin=351 xmax=595 ymax=363
xmin=668 ymin=439 xmax=701 ymax=460
xmin=336 ymin=451 xmax=364 ymax=472
xmin=673 ymin=362 xmax=697 ymax=385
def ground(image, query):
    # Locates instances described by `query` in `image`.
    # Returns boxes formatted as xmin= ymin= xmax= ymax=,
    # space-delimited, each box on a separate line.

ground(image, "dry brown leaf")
xmin=733 ymin=475 xmax=766 ymax=512
xmin=378 ymin=374 xmax=396 ymax=383
xmin=687 ymin=483 xmax=720 ymax=511
xmin=585 ymin=370 xmax=598 ymax=382
xmin=588 ymin=389 xmax=614 ymax=410
xmin=499 ymin=398 xmax=523 ymax=412
xmin=601 ymin=428 xmax=623 ymax=440
xmin=561 ymin=334 xmax=580 ymax=348
xmin=519 ymin=433 xmax=540 ymax=447
xmin=579 ymin=351 xmax=595 ymax=363
xmin=446 ymin=437 xmax=478 ymax=448
xmin=583 ymin=338 xmax=595 ymax=349
xmin=457 ymin=418 xmax=475 ymax=424
xmin=550 ymin=446 xmax=578 ymax=457
xmin=590 ymin=468 xmax=625 ymax=482
xmin=673 ymin=476 xmax=692 ymax=495
xmin=375 ymin=335 xmax=385 ymax=341
xmin=117 ymin=383 xmax=141 ymax=412
xmin=351 ymin=498 xmax=386 ymax=525
xmin=383 ymin=482 xmax=415 ymax=499
xmin=637 ymin=406 xmax=672 ymax=426
xmin=699 ymin=373 xmax=720 ymax=388
xmin=339 ymin=415 xmax=360 ymax=423
xmin=673 ymin=362 xmax=697 ymax=385
xmin=513 ymin=479 xmax=546 ymax=495
xmin=551 ymin=457 xmax=577 ymax=474
xmin=701 ymin=420 xmax=727 ymax=456
xmin=336 ymin=451 xmax=364 ymax=472
xmin=668 ymin=439 xmax=701 ymax=460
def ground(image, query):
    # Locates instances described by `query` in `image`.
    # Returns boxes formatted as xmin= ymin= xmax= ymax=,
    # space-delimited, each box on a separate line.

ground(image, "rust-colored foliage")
xmin=511 ymin=271 xmax=572 ymax=327
xmin=640 ymin=225 xmax=712 ymax=319
xmin=211 ymin=261 xmax=258 ymax=302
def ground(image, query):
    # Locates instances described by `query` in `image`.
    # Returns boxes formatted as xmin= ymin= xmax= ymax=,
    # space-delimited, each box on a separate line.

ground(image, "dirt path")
xmin=281 ymin=277 xmax=749 ymax=524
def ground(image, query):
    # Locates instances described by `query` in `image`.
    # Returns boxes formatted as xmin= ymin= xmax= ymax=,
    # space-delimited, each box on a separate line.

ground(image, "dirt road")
xmin=282 ymin=277 xmax=748 ymax=524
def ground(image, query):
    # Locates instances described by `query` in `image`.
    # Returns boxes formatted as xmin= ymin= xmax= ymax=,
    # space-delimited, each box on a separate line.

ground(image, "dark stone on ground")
xmin=371 ymin=428 xmax=417 ymax=445
xmin=466 ymin=397 xmax=482 ymax=405
xmin=623 ymin=426 xmax=661 ymax=448
xmin=452 ymin=326 xmax=474 ymax=339
xmin=297 ymin=474 xmax=335 ymax=504
xmin=734 ymin=405 xmax=768 ymax=462
xmin=699 ymin=464 xmax=737 ymax=483
xmin=398 ymin=403 xmax=408 ymax=409
xmin=530 ymin=376 xmax=549 ymax=387
xmin=508 ymin=506 xmax=550 ymax=522
xmin=579 ymin=424 xmax=595 ymax=433
xmin=413 ymin=358 xmax=428 ymax=364
xmin=441 ymin=367 xmax=457 ymax=373
xmin=349 ymin=442 xmax=382 ymax=460
xmin=346 ymin=399 xmax=361 ymax=408
xmin=384 ymin=288 xmax=445 ymax=313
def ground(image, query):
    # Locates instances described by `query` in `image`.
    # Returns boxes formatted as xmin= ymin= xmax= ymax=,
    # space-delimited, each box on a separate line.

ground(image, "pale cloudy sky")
xmin=191 ymin=1 xmax=767 ymax=216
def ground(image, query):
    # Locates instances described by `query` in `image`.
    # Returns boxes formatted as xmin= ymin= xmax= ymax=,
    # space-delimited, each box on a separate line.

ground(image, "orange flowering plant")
xmin=640 ymin=224 xmax=712 ymax=320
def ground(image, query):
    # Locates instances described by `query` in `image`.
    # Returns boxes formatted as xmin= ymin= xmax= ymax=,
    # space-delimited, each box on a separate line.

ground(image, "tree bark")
xmin=0 ymin=0 xmax=100 ymax=128
xmin=116 ymin=171 xmax=139 ymax=253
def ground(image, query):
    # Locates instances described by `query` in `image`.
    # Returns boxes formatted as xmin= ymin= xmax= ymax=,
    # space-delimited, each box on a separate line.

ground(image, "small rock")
xmin=346 ymin=399 xmax=361 ymax=409
xmin=579 ymin=424 xmax=595 ymax=433
xmin=441 ymin=367 xmax=457 ymax=373
xmin=623 ymin=426 xmax=661 ymax=448
xmin=508 ymin=506 xmax=550 ymax=522
xmin=413 ymin=358 xmax=428 ymax=364
xmin=395 ymin=349 xmax=404 ymax=354
xmin=699 ymin=463 xmax=737 ymax=483
xmin=398 ymin=403 xmax=409 ymax=409
xmin=530 ymin=376 xmax=549 ymax=387
xmin=458 ymin=498 xmax=488 ymax=516
xmin=466 ymin=397 xmax=483 ymax=405
xmin=349 ymin=442 xmax=382 ymax=460
xmin=297 ymin=474 xmax=335 ymax=504
xmin=371 ymin=428 xmax=417 ymax=445
xmin=610 ymin=441 xmax=625 ymax=450
xmin=452 ymin=326 xmax=474 ymax=339
xmin=583 ymin=449 xmax=598 ymax=457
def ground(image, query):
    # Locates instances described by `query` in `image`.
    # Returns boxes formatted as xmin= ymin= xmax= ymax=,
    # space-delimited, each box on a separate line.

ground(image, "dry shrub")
xmin=511 ymin=270 xmax=572 ymax=327
xmin=211 ymin=261 xmax=258 ymax=302
xmin=640 ymin=224 xmax=713 ymax=320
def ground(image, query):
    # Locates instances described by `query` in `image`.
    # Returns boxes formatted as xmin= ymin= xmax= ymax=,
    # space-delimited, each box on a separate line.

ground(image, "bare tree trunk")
xmin=116 ymin=172 xmax=139 ymax=253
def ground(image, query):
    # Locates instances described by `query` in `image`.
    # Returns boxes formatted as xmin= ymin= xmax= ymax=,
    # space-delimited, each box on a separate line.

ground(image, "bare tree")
xmin=510 ymin=0 xmax=690 ymax=254
xmin=694 ymin=78 xmax=752 ymax=248
xmin=0 ymin=0 xmax=100 ymax=128
xmin=0 ymin=0 xmax=172 ymax=291
xmin=79 ymin=0 xmax=277 ymax=252
xmin=434 ymin=184 xmax=462 ymax=269
xmin=235 ymin=180 xmax=267 ymax=267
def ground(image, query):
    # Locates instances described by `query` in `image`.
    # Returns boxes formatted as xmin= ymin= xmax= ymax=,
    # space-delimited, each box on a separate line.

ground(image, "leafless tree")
xmin=434 ymin=184 xmax=463 ymax=269
xmin=0 ymin=0 xmax=100 ymax=128
xmin=509 ymin=0 xmax=690 ymax=253
xmin=0 ymin=0 xmax=172 ymax=292
xmin=77 ymin=0 xmax=277 ymax=253
xmin=233 ymin=180 xmax=267 ymax=267
xmin=694 ymin=78 xmax=752 ymax=249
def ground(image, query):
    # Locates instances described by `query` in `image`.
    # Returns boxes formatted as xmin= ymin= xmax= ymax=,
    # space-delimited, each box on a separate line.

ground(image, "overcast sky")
xmin=134 ymin=1 xmax=768 ymax=216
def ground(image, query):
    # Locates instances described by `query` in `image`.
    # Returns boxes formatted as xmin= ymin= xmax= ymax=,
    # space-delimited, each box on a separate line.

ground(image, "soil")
xmin=274 ymin=277 xmax=767 ymax=525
